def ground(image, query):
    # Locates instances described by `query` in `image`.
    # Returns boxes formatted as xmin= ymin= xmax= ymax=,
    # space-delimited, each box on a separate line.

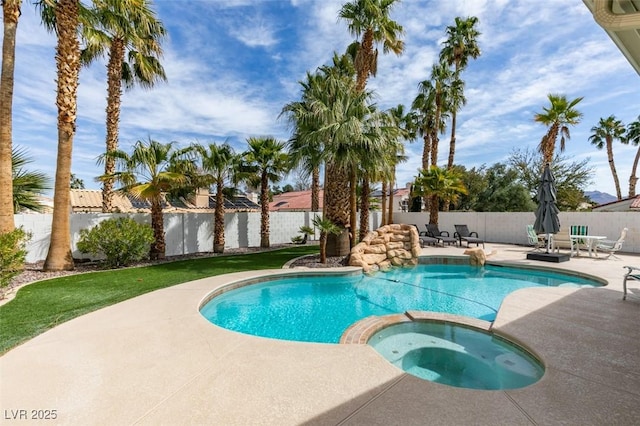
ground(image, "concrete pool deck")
xmin=1 ymin=243 xmax=639 ymax=425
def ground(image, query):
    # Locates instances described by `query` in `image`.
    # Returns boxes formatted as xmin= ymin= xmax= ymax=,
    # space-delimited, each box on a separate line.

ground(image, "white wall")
xmin=14 ymin=211 xmax=640 ymax=263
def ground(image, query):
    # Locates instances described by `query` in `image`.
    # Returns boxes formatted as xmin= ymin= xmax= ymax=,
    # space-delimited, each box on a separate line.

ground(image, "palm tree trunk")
xmin=421 ymin=133 xmax=430 ymax=171
xmin=606 ymin=140 xmax=622 ymax=200
xmin=43 ymin=0 xmax=80 ymax=271
xmin=447 ymin=111 xmax=457 ymax=169
xmin=150 ymin=198 xmax=165 ymax=260
xmin=213 ymin=179 xmax=225 ymax=253
xmin=349 ymin=167 xmax=357 ymax=248
xmin=381 ymin=180 xmax=388 ymax=225
xmin=324 ymin=161 xmax=350 ymax=256
xmin=429 ymin=194 xmax=439 ymax=225
xmin=0 ymin=0 xmax=21 ymax=234
xmin=359 ymin=173 xmax=370 ymax=241
xmin=388 ymin=168 xmax=395 ymax=224
xmin=102 ymin=39 xmax=125 ymax=213
xmin=629 ymin=146 xmax=639 ymax=198
xmin=355 ymin=29 xmax=374 ymax=92
xmin=260 ymin=171 xmax=270 ymax=248
xmin=311 ymin=166 xmax=320 ymax=212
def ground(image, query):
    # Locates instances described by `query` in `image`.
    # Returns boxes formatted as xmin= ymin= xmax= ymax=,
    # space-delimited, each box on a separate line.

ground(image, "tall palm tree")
xmin=623 ymin=116 xmax=640 ymax=197
xmin=339 ymin=0 xmax=404 ymax=92
xmin=413 ymin=165 xmax=467 ymax=225
xmin=11 ymin=147 xmax=51 ymax=213
xmin=589 ymin=115 xmax=626 ymax=200
xmin=82 ymin=0 xmax=166 ymax=213
xmin=42 ymin=0 xmax=82 ymax=271
xmin=241 ymin=137 xmax=289 ymax=248
xmin=190 ymin=142 xmax=239 ymax=253
xmin=534 ymin=94 xmax=583 ymax=164
xmin=439 ymin=16 xmax=481 ymax=169
xmin=379 ymin=105 xmax=410 ymax=225
xmin=98 ymin=138 xmax=186 ymax=260
xmin=0 ymin=0 xmax=22 ymax=234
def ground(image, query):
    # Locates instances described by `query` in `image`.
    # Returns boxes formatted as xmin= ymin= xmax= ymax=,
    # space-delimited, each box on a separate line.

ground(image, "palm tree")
xmin=384 ymin=105 xmax=411 ymax=225
xmin=339 ymin=0 xmax=404 ymax=92
xmin=439 ymin=16 xmax=481 ymax=169
xmin=190 ymin=142 xmax=239 ymax=253
xmin=241 ymin=137 xmax=289 ymax=248
xmin=413 ymin=165 xmax=467 ymax=225
xmin=534 ymin=94 xmax=583 ymax=164
xmin=12 ymin=147 xmax=51 ymax=213
xmin=97 ymin=138 xmax=186 ymax=260
xmin=312 ymin=215 xmax=340 ymax=264
xmin=0 ymin=0 xmax=22 ymax=234
xmin=42 ymin=0 xmax=82 ymax=272
xmin=588 ymin=115 xmax=626 ymax=200
xmin=82 ymin=0 xmax=166 ymax=213
xmin=623 ymin=116 xmax=640 ymax=197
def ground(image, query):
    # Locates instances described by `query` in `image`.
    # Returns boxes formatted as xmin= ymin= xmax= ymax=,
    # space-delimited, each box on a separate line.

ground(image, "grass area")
xmin=0 ymin=245 xmax=318 ymax=354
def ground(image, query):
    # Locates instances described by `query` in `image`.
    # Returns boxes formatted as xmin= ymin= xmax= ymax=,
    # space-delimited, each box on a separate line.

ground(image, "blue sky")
xmin=12 ymin=0 xmax=640 ymax=198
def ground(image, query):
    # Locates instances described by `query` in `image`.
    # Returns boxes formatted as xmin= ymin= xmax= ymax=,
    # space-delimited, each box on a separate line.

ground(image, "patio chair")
xmin=526 ymin=224 xmax=545 ymax=251
xmin=410 ymin=224 xmax=438 ymax=247
xmin=454 ymin=224 xmax=485 ymax=248
xmin=552 ymin=228 xmax=572 ymax=252
xmin=596 ymin=227 xmax=628 ymax=259
xmin=570 ymin=225 xmax=589 ymax=251
xmin=623 ymin=265 xmax=640 ymax=300
xmin=426 ymin=223 xmax=458 ymax=246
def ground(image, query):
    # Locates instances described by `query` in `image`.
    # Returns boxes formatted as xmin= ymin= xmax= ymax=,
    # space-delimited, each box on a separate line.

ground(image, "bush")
xmin=0 ymin=228 xmax=31 ymax=296
xmin=77 ymin=217 xmax=154 ymax=268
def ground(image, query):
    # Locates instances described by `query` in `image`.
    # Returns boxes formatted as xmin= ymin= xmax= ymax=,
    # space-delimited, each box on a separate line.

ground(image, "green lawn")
xmin=0 ymin=245 xmax=319 ymax=354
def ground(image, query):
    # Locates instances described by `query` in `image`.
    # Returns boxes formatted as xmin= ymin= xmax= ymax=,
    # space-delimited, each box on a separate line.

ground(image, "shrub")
xmin=0 ymin=227 xmax=31 ymax=296
xmin=77 ymin=217 xmax=154 ymax=268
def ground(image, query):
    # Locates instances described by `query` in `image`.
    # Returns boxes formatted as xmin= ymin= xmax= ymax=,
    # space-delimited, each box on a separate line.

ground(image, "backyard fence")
xmin=15 ymin=211 xmax=639 ymax=263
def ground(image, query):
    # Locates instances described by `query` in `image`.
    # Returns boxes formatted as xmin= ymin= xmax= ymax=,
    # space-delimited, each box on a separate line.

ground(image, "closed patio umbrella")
xmin=533 ymin=163 xmax=560 ymax=253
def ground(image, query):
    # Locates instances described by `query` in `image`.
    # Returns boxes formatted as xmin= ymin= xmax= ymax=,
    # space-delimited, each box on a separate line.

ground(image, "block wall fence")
xmin=14 ymin=211 xmax=639 ymax=263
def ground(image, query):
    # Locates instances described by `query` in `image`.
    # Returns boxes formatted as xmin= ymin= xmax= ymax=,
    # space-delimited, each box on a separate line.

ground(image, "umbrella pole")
xmin=546 ymin=233 xmax=551 ymax=253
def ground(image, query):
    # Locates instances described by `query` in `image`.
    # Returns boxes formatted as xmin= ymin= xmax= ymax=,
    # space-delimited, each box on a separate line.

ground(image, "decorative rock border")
xmin=348 ymin=224 xmax=421 ymax=273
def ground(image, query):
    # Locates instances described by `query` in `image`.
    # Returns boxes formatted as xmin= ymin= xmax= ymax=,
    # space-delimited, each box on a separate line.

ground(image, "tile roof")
xmin=269 ymin=190 xmax=324 ymax=211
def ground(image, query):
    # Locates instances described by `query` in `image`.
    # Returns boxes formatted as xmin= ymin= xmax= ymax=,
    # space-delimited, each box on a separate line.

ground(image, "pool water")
xmin=200 ymin=264 xmax=600 ymax=343
xmin=368 ymin=321 xmax=544 ymax=390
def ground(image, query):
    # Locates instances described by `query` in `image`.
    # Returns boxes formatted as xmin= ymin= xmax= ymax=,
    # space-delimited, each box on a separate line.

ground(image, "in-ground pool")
xmin=200 ymin=262 xmax=601 ymax=344
xmin=368 ymin=320 xmax=544 ymax=390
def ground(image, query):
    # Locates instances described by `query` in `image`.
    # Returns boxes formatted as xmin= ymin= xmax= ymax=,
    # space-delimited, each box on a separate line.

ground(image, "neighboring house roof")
xmin=370 ymin=188 xmax=410 ymax=198
xmin=592 ymin=195 xmax=640 ymax=212
xmin=269 ymin=190 xmax=324 ymax=211
xmin=70 ymin=189 xmax=140 ymax=213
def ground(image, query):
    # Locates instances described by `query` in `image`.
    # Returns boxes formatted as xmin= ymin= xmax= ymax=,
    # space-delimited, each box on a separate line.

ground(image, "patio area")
xmin=1 ymin=243 xmax=639 ymax=425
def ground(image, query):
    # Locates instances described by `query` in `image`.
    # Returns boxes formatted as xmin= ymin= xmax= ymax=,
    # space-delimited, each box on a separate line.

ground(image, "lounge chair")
xmin=570 ymin=225 xmax=589 ymax=252
xmin=426 ymin=224 xmax=458 ymax=246
xmin=623 ymin=265 xmax=640 ymax=300
xmin=596 ymin=228 xmax=628 ymax=259
xmin=526 ymin=225 xmax=545 ymax=251
xmin=454 ymin=224 xmax=485 ymax=248
xmin=411 ymin=224 xmax=438 ymax=247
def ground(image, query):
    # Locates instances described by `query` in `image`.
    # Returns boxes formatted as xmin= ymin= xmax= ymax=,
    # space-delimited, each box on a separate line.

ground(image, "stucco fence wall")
xmin=14 ymin=211 xmax=639 ymax=263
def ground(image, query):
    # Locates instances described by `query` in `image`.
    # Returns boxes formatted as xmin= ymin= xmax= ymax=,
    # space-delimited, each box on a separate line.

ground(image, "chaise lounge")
xmin=426 ymin=224 xmax=458 ymax=246
xmin=454 ymin=224 xmax=485 ymax=248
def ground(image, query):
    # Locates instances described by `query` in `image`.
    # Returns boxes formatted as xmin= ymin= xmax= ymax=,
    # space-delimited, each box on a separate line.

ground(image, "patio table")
xmin=570 ymin=235 xmax=607 ymax=257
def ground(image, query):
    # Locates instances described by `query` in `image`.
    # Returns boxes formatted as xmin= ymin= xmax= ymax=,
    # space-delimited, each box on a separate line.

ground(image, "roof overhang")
xmin=583 ymin=0 xmax=640 ymax=76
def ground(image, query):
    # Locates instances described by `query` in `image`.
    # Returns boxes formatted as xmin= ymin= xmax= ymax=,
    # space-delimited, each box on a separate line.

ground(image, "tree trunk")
xmin=355 ymin=29 xmax=374 ymax=93
xmin=43 ymin=0 xmax=80 ymax=271
xmin=628 ymin=146 xmax=639 ymax=198
xmin=349 ymin=166 xmax=357 ymax=248
xmin=359 ymin=173 xmax=370 ymax=241
xmin=421 ymin=133 xmax=430 ymax=171
xmin=311 ymin=166 xmax=320 ymax=212
xmin=542 ymin=124 xmax=559 ymax=165
xmin=102 ymin=39 xmax=125 ymax=213
xmin=324 ymin=161 xmax=350 ymax=256
xmin=429 ymin=194 xmax=439 ymax=225
xmin=447 ymin=111 xmax=457 ymax=169
xmin=0 ymin=0 xmax=21 ymax=233
xmin=388 ymin=168 xmax=395 ymax=224
xmin=260 ymin=171 xmax=270 ymax=248
xmin=381 ymin=180 xmax=388 ymax=225
xmin=149 ymin=197 xmax=165 ymax=260
xmin=606 ymin=139 xmax=622 ymax=200
xmin=213 ymin=179 xmax=225 ymax=253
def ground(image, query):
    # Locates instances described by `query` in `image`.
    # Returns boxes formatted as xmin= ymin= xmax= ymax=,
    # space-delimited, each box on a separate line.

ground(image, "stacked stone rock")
xmin=349 ymin=224 xmax=422 ymax=273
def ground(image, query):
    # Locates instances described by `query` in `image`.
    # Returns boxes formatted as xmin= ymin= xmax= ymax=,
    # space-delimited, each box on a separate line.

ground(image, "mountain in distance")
xmin=585 ymin=191 xmax=617 ymax=205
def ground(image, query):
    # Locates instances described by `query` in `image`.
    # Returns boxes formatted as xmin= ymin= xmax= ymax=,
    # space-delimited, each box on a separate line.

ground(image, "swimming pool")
xmin=200 ymin=262 xmax=602 ymax=344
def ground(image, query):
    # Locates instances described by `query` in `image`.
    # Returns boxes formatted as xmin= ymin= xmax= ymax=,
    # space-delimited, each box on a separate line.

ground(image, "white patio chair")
xmin=596 ymin=227 xmax=628 ymax=260
xmin=526 ymin=225 xmax=545 ymax=251
xmin=623 ymin=265 xmax=639 ymax=300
